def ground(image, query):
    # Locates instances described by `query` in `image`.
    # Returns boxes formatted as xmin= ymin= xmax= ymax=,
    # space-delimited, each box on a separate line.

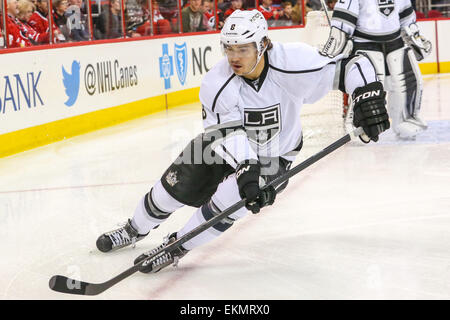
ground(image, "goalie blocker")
xmin=352 ymin=81 xmax=390 ymax=143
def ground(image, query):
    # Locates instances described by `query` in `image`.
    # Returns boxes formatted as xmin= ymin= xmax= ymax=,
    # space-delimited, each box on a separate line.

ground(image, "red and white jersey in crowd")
xmin=204 ymin=9 xmax=216 ymax=30
xmin=224 ymin=7 xmax=237 ymax=19
xmin=153 ymin=9 xmax=165 ymax=22
xmin=29 ymin=10 xmax=49 ymax=33
xmin=29 ymin=10 xmax=61 ymax=34
xmin=257 ymin=5 xmax=281 ymax=20
xmin=331 ymin=0 xmax=416 ymax=42
xmin=17 ymin=20 xmax=49 ymax=44
xmin=6 ymin=15 xmax=32 ymax=47
xmin=28 ymin=10 xmax=63 ymax=42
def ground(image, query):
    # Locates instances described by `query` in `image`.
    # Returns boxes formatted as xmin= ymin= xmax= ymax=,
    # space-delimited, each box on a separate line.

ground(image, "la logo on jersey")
xmin=378 ymin=0 xmax=395 ymax=17
xmin=244 ymin=104 xmax=281 ymax=146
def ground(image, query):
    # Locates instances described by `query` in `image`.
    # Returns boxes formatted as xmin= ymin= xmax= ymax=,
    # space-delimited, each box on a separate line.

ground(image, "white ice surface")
xmin=1 ymin=74 xmax=449 ymax=300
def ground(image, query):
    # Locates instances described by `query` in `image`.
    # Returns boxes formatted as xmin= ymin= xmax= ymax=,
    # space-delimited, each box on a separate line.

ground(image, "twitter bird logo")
xmin=62 ymin=61 xmax=81 ymax=107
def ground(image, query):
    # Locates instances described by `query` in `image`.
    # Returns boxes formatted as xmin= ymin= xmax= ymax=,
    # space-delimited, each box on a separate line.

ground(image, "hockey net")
xmin=297 ymin=11 xmax=349 ymax=161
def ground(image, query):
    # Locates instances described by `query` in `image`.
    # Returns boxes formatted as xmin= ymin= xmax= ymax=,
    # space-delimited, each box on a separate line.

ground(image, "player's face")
xmin=224 ymin=43 xmax=258 ymax=75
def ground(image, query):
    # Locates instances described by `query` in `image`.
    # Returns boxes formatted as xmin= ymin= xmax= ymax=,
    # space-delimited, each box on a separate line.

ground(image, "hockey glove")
xmin=236 ymin=160 xmax=276 ymax=214
xmin=320 ymin=27 xmax=353 ymax=58
xmin=352 ymin=81 xmax=390 ymax=143
xmin=402 ymin=23 xmax=432 ymax=61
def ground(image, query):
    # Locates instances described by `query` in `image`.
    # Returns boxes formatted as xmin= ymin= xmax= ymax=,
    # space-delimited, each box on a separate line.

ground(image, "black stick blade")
xmin=49 ymin=275 xmax=91 ymax=295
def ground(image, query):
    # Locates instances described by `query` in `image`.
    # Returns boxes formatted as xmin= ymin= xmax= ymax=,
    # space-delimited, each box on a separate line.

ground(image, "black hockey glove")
xmin=235 ymin=160 xmax=276 ymax=214
xmin=352 ymin=81 xmax=390 ymax=143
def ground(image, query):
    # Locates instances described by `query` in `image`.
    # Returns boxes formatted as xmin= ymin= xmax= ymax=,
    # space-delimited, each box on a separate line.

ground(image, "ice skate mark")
xmin=0 ymin=180 xmax=155 ymax=194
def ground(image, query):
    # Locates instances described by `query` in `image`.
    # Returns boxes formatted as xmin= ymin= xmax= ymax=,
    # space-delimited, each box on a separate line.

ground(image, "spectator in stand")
xmin=94 ymin=0 xmax=123 ymax=39
xmin=53 ymin=0 xmax=69 ymax=39
xmin=53 ymin=0 xmax=68 ymax=25
xmin=29 ymin=0 xmax=48 ymax=33
xmin=65 ymin=0 xmax=90 ymax=41
xmin=135 ymin=0 xmax=152 ymax=35
xmin=326 ymin=0 xmax=337 ymax=10
xmin=29 ymin=0 xmax=65 ymax=42
xmin=202 ymin=0 xmax=215 ymax=30
xmin=154 ymin=0 xmax=179 ymax=32
xmin=216 ymin=0 xmax=227 ymax=29
xmin=291 ymin=0 xmax=310 ymax=25
xmin=258 ymin=0 xmax=282 ymax=26
xmin=152 ymin=0 xmax=172 ymax=34
xmin=17 ymin=0 xmax=54 ymax=44
xmin=17 ymin=0 xmax=35 ymax=24
xmin=224 ymin=0 xmax=243 ymax=20
xmin=218 ymin=0 xmax=230 ymax=12
xmin=181 ymin=0 xmax=205 ymax=32
xmin=124 ymin=0 xmax=149 ymax=37
xmin=278 ymin=1 xmax=293 ymax=26
xmin=54 ymin=2 xmax=67 ymax=22
xmin=6 ymin=0 xmax=32 ymax=47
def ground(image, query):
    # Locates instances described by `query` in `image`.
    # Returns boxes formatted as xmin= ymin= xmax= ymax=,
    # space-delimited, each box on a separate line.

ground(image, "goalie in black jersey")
xmin=96 ymin=9 xmax=390 ymax=274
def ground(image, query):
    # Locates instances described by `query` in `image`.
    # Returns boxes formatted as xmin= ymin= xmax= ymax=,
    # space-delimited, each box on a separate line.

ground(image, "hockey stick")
xmin=319 ymin=0 xmax=332 ymax=27
xmin=49 ymin=127 xmax=364 ymax=296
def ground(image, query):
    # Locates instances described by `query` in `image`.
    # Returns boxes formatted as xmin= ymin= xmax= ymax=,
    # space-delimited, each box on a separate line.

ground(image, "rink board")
xmin=0 ymin=20 xmax=447 ymax=158
xmin=437 ymin=19 xmax=450 ymax=73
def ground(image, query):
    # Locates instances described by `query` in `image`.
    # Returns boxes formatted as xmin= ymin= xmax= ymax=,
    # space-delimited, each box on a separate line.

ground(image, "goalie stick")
xmin=319 ymin=0 xmax=332 ymax=27
xmin=49 ymin=127 xmax=364 ymax=296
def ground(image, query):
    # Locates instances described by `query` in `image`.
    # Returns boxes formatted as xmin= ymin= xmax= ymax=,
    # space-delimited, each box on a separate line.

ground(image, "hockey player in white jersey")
xmin=321 ymin=0 xmax=432 ymax=139
xmin=95 ymin=10 xmax=390 ymax=274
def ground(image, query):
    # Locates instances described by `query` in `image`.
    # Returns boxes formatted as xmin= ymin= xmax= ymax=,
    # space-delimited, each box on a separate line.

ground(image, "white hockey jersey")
xmin=331 ymin=0 xmax=416 ymax=42
xmin=199 ymin=42 xmax=377 ymax=167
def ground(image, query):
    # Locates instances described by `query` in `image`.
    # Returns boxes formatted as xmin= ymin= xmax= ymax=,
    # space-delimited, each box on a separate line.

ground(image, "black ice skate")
xmin=134 ymin=233 xmax=188 ymax=273
xmin=96 ymin=219 xmax=147 ymax=253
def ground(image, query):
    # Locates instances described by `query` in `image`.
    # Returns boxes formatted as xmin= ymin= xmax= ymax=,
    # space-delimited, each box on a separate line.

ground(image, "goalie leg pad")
xmin=386 ymin=46 xmax=425 ymax=136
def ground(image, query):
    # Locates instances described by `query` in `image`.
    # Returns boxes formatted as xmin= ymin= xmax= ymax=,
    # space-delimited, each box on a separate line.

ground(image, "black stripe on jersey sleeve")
xmin=355 ymin=62 xmax=367 ymax=85
xmin=336 ymin=54 xmax=359 ymax=93
xmin=212 ymin=74 xmax=236 ymax=112
xmin=337 ymin=53 xmax=376 ymax=93
xmin=337 ymin=59 xmax=348 ymax=93
xmin=332 ymin=9 xmax=358 ymax=26
xmin=399 ymin=6 xmax=414 ymax=20
xmin=220 ymin=144 xmax=239 ymax=166
xmin=269 ymin=62 xmax=336 ymax=74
